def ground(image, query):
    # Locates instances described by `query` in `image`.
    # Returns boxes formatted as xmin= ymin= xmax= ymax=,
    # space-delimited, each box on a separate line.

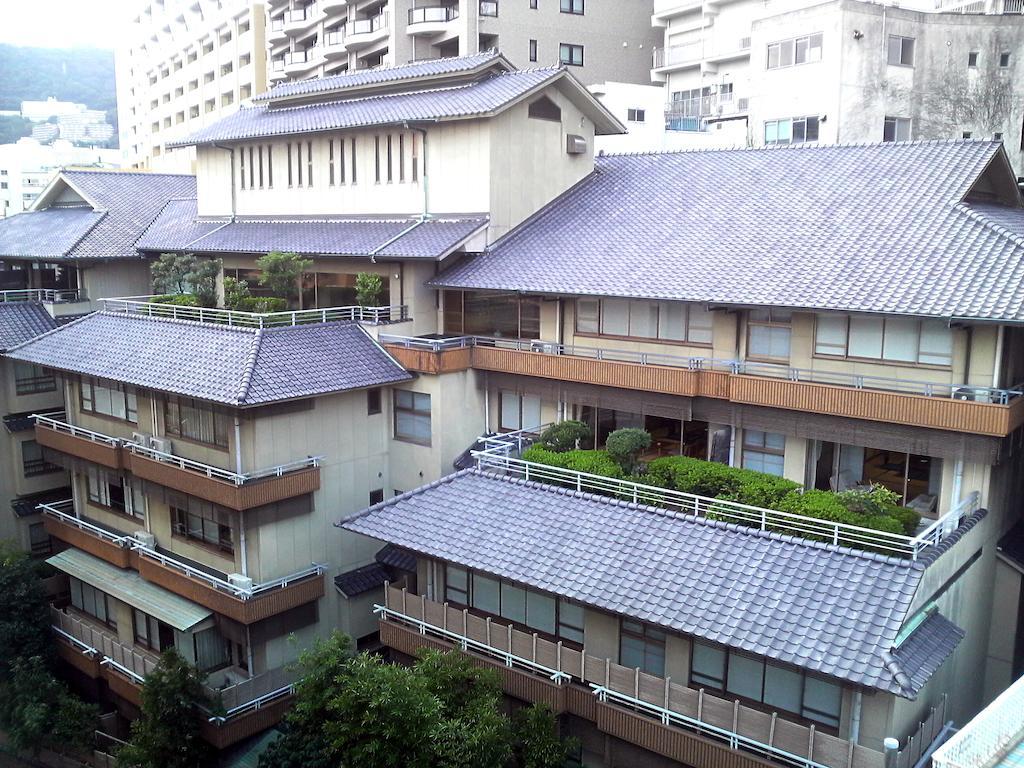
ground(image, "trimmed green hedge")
xmin=149 ymin=293 xmax=200 ymax=306
xmin=520 ymin=448 xmax=919 ymax=548
xmin=232 ymin=296 xmax=288 ymax=313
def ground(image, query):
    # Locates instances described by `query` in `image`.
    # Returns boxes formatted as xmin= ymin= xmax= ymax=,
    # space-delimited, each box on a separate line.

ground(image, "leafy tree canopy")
xmin=150 ymin=253 xmax=221 ymax=307
xmin=256 ymin=251 xmax=312 ymax=305
xmin=0 ymin=542 xmax=52 ymax=679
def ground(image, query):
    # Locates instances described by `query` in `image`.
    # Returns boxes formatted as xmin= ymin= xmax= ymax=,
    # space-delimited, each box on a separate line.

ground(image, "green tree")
xmin=151 ymin=253 xmax=196 ymax=295
xmin=513 ymin=704 xmax=578 ymax=768
xmin=355 ymin=273 xmax=384 ymax=307
xmin=0 ymin=655 xmax=98 ymax=758
xmin=256 ymin=251 xmax=312 ymax=306
xmin=605 ymin=427 xmax=652 ymax=475
xmin=223 ymin=276 xmax=251 ymax=309
xmin=117 ymin=649 xmax=213 ymax=768
xmin=0 ymin=542 xmax=52 ymax=679
xmin=538 ymin=420 xmax=592 ymax=452
xmin=188 ymin=257 xmax=222 ymax=308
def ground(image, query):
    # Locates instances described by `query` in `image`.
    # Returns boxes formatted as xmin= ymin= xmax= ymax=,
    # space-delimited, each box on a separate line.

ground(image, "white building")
xmin=0 ymin=139 xmax=120 ymax=217
xmin=651 ymin=0 xmax=1024 ymax=174
xmin=20 ymin=98 xmax=87 ymax=123
xmin=116 ymin=0 xmax=268 ymax=172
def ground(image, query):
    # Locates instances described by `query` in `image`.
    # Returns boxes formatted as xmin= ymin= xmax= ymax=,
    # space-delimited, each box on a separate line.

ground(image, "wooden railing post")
xmin=808 ymin=724 xmax=816 ymax=762
xmin=769 ymin=712 xmax=777 ymax=746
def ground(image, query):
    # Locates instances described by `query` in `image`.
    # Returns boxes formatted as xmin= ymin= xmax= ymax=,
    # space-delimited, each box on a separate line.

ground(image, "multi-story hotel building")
xmin=4 ymin=54 xmax=1024 ymax=764
xmin=651 ymin=0 xmax=1024 ymax=174
xmin=263 ymin=0 xmax=660 ymax=87
xmin=116 ymin=0 xmax=268 ymax=171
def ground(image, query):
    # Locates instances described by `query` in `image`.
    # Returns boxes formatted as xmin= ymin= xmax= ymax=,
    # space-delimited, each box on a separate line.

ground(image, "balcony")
xmin=653 ymin=42 xmax=703 ymax=72
xmin=346 ymin=11 xmax=389 ymax=48
xmin=268 ymin=16 xmax=288 ymax=43
xmin=377 ymin=585 xmax=885 ymax=768
xmin=380 ymin=335 xmax=1024 ymax=438
xmin=283 ymin=48 xmax=322 ymax=75
xmin=41 ymin=502 xmax=326 ymax=624
xmin=407 ymin=5 xmax=459 ymax=34
xmin=101 ymin=296 xmax=410 ymax=327
xmin=270 ymin=56 xmax=287 ymax=81
xmin=283 ymin=5 xmax=320 ymax=35
xmin=323 ymin=28 xmax=348 ymax=58
xmin=321 ymin=0 xmax=348 ymax=12
xmin=50 ymin=606 xmax=296 ymax=748
xmin=34 ymin=415 xmax=322 ymax=511
xmin=0 ymin=288 xmax=83 ymax=304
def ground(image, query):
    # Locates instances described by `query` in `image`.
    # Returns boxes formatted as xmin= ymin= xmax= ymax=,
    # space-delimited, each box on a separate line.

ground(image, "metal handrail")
xmin=375 ymin=603 xmax=570 ymax=683
xmin=210 ymin=684 xmax=296 ymax=721
xmin=377 ymin=334 xmax=1024 ymax=404
xmin=408 ymin=5 xmax=459 ymax=23
xmin=101 ymin=297 xmax=410 ymax=327
xmin=33 ymin=414 xmax=122 ymax=446
xmin=472 ymin=448 xmax=977 ymax=559
xmin=350 ymin=11 xmax=388 ymax=34
xmin=101 ymin=657 xmax=146 ymax=684
xmin=0 ymin=288 xmax=82 ymax=303
xmin=249 ymin=563 xmax=328 ymax=595
xmin=38 ymin=502 xmax=132 ymax=546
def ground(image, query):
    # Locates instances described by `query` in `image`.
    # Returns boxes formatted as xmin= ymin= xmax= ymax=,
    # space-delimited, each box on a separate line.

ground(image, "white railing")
xmin=480 ymin=423 xmax=551 ymax=455
xmin=408 ymin=5 xmax=459 ymax=23
xmin=207 ymin=666 xmax=299 ymax=718
xmin=471 ymin=447 xmax=979 ymax=559
xmin=249 ymin=563 xmax=328 ymax=596
xmin=654 ymin=42 xmax=703 ymax=68
xmin=34 ymin=413 xmax=122 ymax=447
xmin=932 ymin=673 xmax=1024 ymax=768
xmin=38 ymin=501 xmax=133 ymax=546
xmin=102 ymin=297 xmax=410 ymax=327
xmin=350 ymin=11 xmax=388 ymax=34
xmin=378 ymin=334 xmax=1024 ymax=405
xmin=325 ymin=28 xmax=346 ymax=46
xmin=0 ymin=288 xmax=82 ymax=303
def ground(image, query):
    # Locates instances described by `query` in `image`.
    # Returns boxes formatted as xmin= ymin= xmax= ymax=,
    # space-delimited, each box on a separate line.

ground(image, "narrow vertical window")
xmin=267 ymin=145 xmax=273 ymax=188
xmin=398 ymin=134 xmax=405 ymax=182
xmin=248 ymin=146 xmax=254 ymax=189
xmin=287 ymin=142 xmax=293 ymax=186
xmin=239 ymin=148 xmax=246 ymax=189
xmin=329 ymin=139 xmax=335 ymax=185
xmin=374 ymin=135 xmax=381 ymax=183
xmin=258 ymin=145 xmax=264 ymax=188
xmin=297 ymin=142 xmax=303 ymax=186
xmin=411 ymin=133 xmax=418 ymax=182
xmin=339 ymin=138 xmax=346 ymax=184
xmin=307 ymin=142 xmax=313 ymax=188
xmin=351 ymin=137 xmax=357 ymax=183
xmin=386 ymin=134 xmax=393 ymax=182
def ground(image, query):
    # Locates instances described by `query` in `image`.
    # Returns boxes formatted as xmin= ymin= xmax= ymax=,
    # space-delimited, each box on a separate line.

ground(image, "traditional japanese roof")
xmin=432 ymin=140 xmax=1024 ymax=323
xmin=255 ymin=51 xmax=511 ymax=104
xmin=0 ymin=302 xmax=59 ymax=351
xmin=170 ymin=65 xmax=622 ymax=147
xmin=887 ymin=612 xmax=965 ymax=695
xmin=341 ymin=468 xmax=971 ymax=697
xmin=0 ymin=170 xmax=196 ymax=262
xmin=137 ymin=199 xmax=488 ymax=259
xmin=334 ymin=562 xmax=391 ymax=598
xmin=7 ymin=311 xmax=412 ymax=406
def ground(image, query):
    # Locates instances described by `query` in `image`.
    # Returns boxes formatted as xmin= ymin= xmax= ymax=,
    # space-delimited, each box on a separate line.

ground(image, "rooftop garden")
xmin=519 ymin=421 xmax=922 ymax=550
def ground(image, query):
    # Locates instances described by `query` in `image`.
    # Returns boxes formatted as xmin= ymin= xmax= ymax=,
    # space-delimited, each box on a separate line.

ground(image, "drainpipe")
xmin=729 ymin=424 xmax=737 ymax=467
xmin=993 ymin=325 xmax=1005 ymax=389
xmin=884 ymin=737 xmax=900 ymax=768
xmin=245 ymin=627 xmax=254 ymax=677
xmin=234 ymin=416 xmax=247 ymax=578
xmin=850 ymin=690 xmax=863 ymax=744
xmin=212 ymin=143 xmax=238 ymax=221
xmin=484 ymin=379 xmax=490 ymax=433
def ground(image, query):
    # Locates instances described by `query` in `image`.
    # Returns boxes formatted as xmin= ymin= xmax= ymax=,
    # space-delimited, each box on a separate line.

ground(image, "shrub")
xmin=605 ymin=428 xmax=651 ymax=475
xmin=537 ymin=420 xmax=591 ymax=453
xmin=233 ymin=296 xmax=289 ymax=313
xmin=890 ymin=505 xmax=922 ymax=536
xmin=223 ymin=276 xmax=251 ymax=309
xmin=355 ymin=273 xmax=384 ymax=307
xmin=776 ymin=489 xmax=851 ymax=523
xmin=836 ymin=485 xmax=921 ymax=535
xmin=642 ymin=456 xmax=739 ymax=498
xmin=521 ymin=446 xmax=622 ymax=482
xmin=732 ymin=473 xmax=801 ymax=508
xmin=149 ymin=293 xmax=199 ymax=306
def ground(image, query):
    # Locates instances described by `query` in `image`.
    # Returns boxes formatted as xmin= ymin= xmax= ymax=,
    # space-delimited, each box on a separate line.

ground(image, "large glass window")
xmin=80 ymin=378 xmax=137 ymax=423
xmin=164 ymin=396 xmax=230 ymax=448
xmin=883 ymin=116 xmax=912 ymax=142
xmin=444 ymin=291 xmax=541 ymax=339
xmin=742 ymin=430 xmax=786 ymax=476
xmin=170 ymin=494 xmax=233 ymax=554
xmin=576 ymin=298 xmax=712 ymax=344
xmin=87 ymin=467 xmax=144 ymax=518
xmin=764 ymin=116 xmax=819 ymax=145
xmin=133 ymin=608 xmax=175 ymax=652
xmin=14 ymin=362 xmax=55 ymax=395
xmin=887 ymin=35 xmax=915 ymax=66
xmin=70 ymin=577 xmax=115 ymax=628
xmin=394 ymin=390 xmax=431 ymax=445
xmin=767 ymin=33 xmax=822 ymax=69
xmin=813 ymin=314 xmax=953 ymax=367
xmin=691 ymin=640 xmax=842 ymax=728
xmin=747 ymin=310 xmax=792 ymax=360
xmin=499 ymin=391 xmax=542 ymax=432
xmin=619 ymin=619 xmax=666 ymax=676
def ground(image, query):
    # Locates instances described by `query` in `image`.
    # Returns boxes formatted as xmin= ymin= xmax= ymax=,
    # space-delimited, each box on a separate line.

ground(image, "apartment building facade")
xmin=0 ymin=139 xmax=120 ymax=218
xmin=116 ymin=0 xmax=268 ymax=172
xmin=264 ymin=0 xmax=660 ymax=87
xmin=651 ymin=0 xmax=1024 ymax=173
xmin=9 ymin=53 xmax=1024 ymax=764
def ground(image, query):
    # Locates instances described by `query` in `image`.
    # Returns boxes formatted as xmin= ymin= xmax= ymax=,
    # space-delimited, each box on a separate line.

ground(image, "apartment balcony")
xmin=283 ymin=5 xmax=321 ymax=35
xmin=269 ymin=56 xmax=288 ymax=81
xmin=652 ymin=42 xmax=703 ymax=73
xmin=380 ymin=335 xmax=1024 ymax=438
xmin=100 ymin=296 xmax=411 ymax=327
xmin=41 ymin=502 xmax=326 ymax=624
xmin=705 ymin=36 xmax=752 ymax=64
xmin=321 ymin=0 xmax=348 ymax=12
xmin=346 ymin=12 xmax=389 ymax=49
xmin=268 ymin=16 xmax=288 ymax=43
xmin=283 ymin=48 xmax=323 ymax=75
xmin=50 ymin=607 xmax=296 ymax=748
xmin=34 ymin=415 xmax=322 ymax=510
xmin=323 ymin=28 xmax=348 ymax=58
xmin=377 ymin=585 xmax=885 ymax=768
xmin=407 ymin=5 xmax=460 ymax=35
xmin=0 ymin=288 xmax=83 ymax=305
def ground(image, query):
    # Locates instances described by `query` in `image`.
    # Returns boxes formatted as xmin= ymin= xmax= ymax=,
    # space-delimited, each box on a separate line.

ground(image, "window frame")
xmin=14 ymin=361 xmax=56 ymax=395
xmin=393 ymin=390 xmax=432 ymax=445
xmin=79 ymin=378 xmax=138 ymax=423
xmin=574 ymin=297 xmax=713 ymax=346
xmin=367 ymin=387 xmax=382 ymax=415
xmin=740 ymin=429 xmax=786 ymax=477
xmin=887 ymin=35 xmax=915 ymax=67
xmin=745 ymin=309 xmax=792 ymax=362
xmin=812 ymin=314 xmax=953 ymax=369
xmin=766 ymin=32 xmax=822 ymax=70
xmin=170 ymin=493 xmax=234 ymax=556
xmin=559 ymin=42 xmax=584 ymax=67
xmin=21 ymin=439 xmax=60 ymax=478
xmin=619 ymin=619 xmax=667 ymax=677
xmin=560 ymin=0 xmax=584 ymax=14
xmin=883 ymin=116 xmax=912 ymax=142
xmin=163 ymin=395 xmax=231 ymax=449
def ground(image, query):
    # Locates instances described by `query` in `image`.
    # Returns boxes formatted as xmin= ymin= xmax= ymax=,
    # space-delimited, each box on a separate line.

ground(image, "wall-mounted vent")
xmin=566 ymin=134 xmax=587 ymax=154
xmin=737 ymin=97 xmax=749 ymax=111
xmin=740 ymin=36 xmax=751 ymax=49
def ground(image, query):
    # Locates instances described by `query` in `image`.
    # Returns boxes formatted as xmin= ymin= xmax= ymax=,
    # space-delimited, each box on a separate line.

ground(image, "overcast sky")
xmin=0 ymin=0 xmax=133 ymax=49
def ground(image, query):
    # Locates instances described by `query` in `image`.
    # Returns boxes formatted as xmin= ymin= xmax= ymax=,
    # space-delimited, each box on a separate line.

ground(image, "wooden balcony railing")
xmin=380 ymin=335 xmax=1024 ymax=437
xmin=50 ymin=607 xmax=295 ymax=749
xmin=33 ymin=415 xmax=321 ymax=510
xmin=41 ymin=501 xmax=133 ymax=568
xmin=378 ymin=585 xmax=885 ymax=768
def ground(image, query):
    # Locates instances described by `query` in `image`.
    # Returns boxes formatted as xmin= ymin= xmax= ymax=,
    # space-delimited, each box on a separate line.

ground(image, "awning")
xmin=47 ymin=549 xmax=212 ymax=631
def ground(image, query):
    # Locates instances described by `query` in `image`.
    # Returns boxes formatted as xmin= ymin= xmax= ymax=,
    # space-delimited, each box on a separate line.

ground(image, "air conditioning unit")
xmin=148 ymin=436 xmax=172 ymax=454
xmin=953 ymin=387 xmax=992 ymax=403
xmin=566 ymin=134 xmax=587 ymax=155
xmin=131 ymin=431 xmax=151 ymax=446
xmin=531 ymin=340 xmax=560 ymax=354
xmin=133 ymin=531 xmax=156 ymax=549
xmin=228 ymin=573 xmax=254 ymax=592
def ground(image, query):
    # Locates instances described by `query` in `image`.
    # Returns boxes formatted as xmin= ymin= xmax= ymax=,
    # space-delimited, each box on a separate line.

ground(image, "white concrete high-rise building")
xmin=651 ymin=0 xmax=1024 ymax=174
xmin=0 ymin=139 xmax=120 ymax=217
xmin=116 ymin=0 xmax=269 ymax=171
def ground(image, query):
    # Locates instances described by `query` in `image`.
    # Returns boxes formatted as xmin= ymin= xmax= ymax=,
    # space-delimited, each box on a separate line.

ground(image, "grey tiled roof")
xmin=341 ymin=468 xmax=960 ymax=696
xmin=256 ymin=51 xmax=507 ymax=103
xmin=887 ymin=613 xmax=964 ymax=697
xmin=7 ymin=312 xmax=412 ymax=406
xmin=432 ymin=141 xmax=1024 ymax=323
xmin=137 ymin=199 xmax=487 ymax=259
xmin=376 ymin=543 xmax=417 ymax=572
xmin=0 ymin=170 xmax=196 ymax=262
xmin=334 ymin=562 xmax=390 ymax=598
xmin=0 ymin=302 xmax=59 ymax=351
xmin=169 ymin=68 xmax=562 ymax=147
